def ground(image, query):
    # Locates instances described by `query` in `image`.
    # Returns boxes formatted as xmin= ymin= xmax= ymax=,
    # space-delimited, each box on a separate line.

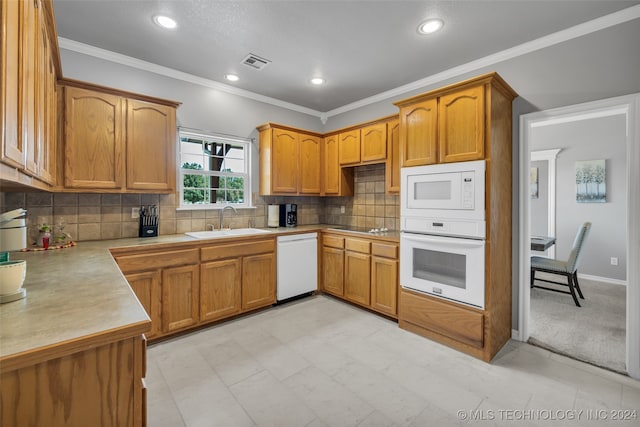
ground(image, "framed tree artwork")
xmin=576 ymin=159 xmax=606 ymax=203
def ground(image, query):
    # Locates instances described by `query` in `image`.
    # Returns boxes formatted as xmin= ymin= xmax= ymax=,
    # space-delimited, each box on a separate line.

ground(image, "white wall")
xmin=531 ymin=114 xmax=627 ymax=281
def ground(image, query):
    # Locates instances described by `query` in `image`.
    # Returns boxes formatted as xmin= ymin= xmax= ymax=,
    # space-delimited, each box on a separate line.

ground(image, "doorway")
xmin=518 ymin=94 xmax=640 ymax=379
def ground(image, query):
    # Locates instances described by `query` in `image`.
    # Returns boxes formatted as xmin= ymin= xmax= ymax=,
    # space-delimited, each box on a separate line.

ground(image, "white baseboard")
xmin=577 ymin=273 xmax=627 ymax=286
xmin=512 ymin=329 xmax=523 ymax=341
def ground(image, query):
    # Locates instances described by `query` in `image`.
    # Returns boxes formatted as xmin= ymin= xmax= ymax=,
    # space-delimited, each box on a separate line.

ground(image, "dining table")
xmin=531 ymin=236 xmax=556 ymax=251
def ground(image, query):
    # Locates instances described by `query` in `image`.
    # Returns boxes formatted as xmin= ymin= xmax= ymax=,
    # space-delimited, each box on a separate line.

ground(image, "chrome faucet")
xmin=219 ymin=205 xmax=237 ymax=230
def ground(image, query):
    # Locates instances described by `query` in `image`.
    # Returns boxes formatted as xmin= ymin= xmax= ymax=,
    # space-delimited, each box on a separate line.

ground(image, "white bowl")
xmin=0 ymin=260 xmax=26 ymax=295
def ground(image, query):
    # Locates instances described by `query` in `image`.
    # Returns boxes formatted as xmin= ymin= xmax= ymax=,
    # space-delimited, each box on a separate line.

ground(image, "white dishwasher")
xmin=277 ymin=232 xmax=318 ymax=301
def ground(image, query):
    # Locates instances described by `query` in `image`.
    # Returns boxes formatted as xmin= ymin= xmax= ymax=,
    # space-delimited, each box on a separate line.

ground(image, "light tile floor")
xmin=147 ymin=295 xmax=640 ymax=427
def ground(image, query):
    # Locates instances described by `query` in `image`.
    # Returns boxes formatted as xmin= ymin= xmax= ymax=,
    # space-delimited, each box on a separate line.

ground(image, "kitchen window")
xmin=178 ymin=129 xmax=252 ymax=209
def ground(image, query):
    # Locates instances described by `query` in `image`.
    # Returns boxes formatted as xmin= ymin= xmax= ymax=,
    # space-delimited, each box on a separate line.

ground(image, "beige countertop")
xmin=0 ymin=224 xmax=398 ymax=369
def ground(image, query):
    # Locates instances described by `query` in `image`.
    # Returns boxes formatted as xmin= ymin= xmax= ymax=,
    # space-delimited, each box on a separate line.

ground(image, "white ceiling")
xmin=53 ymin=1 xmax=639 ymax=113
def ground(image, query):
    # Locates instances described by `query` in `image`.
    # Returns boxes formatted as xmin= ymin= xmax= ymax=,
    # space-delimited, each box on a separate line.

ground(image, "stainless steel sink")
xmin=185 ymin=228 xmax=272 ymax=239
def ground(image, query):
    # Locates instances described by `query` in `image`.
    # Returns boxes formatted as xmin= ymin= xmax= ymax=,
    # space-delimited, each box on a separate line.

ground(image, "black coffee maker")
xmin=279 ymin=204 xmax=297 ymax=227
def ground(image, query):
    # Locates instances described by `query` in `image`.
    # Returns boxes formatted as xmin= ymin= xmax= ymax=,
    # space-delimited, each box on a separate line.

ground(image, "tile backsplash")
xmin=1 ymin=164 xmax=399 ymax=242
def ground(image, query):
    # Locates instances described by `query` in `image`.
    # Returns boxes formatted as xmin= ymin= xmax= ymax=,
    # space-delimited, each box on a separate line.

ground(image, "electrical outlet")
xmin=340 ymin=206 xmax=345 ymax=214
xmin=131 ymin=207 xmax=140 ymax=219
xmin=610 ymin=257 xmax=619 ymax=266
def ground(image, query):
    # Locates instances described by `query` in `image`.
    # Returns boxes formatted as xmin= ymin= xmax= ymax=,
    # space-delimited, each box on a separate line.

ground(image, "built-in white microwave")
xmin=401 ymin=160 xmax=486 ymax=239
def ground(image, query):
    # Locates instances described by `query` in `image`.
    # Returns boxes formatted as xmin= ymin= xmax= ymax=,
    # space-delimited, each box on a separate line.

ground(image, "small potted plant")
xmin=37 ymin=224 xmax=52 ymax=248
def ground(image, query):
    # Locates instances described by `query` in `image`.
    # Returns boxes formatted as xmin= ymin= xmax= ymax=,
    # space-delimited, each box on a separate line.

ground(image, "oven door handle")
xmin=401 ymin=233 xmax=485 ymax=249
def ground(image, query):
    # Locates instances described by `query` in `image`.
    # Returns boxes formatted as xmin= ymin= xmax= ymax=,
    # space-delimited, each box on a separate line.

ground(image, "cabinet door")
xmin=126 ymin=270 xmax=162 ymax=339
xmin=64 ymin=87 xmax=124 ymax=189
xmin=1 ymin=0 xmax=24 ymax=168
xmin=344 ymin=251 xmax=371 ymax=306
xmin=299 ymin=133 xmax=321 ymax=194
xmin=126 ymin=99 xmax=176 ymax=191
xmin=385 ymin=118 xmax=400 ymax=194
xmin=242 ymin=252 xmax=276 ymax=311
xmin=200 ymin=258 xmax=242 ymax=322
xmin=161 ymin=264 xmax=199 ymax=333
xmin=361 ymin=123 xmax=386 ymax=163
xmin=338 ymin=130 xmax=360 ymax=165
xmin=323 ymin=135 xmax=340 ymax=194
xmin=438 ymin=85 xmax=485 ymax=163
xmin=399 ymin=98 xmax=437 ymax=167
xmin=36 ymin=15 xmax=55 ymax=185
xmin=322 ymin=246 xmax=344 ymax=296
xmin=272 ymin=128 xmax=299 ymax=193
xmin=21 ymin=0 xmax=39 ymax=177
xmin=371 ymin=256 xmax=398 ymax=316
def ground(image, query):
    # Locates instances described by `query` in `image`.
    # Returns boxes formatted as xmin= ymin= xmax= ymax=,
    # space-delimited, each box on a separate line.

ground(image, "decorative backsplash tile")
xmin=1 ymin=164 xmax=399 ymax=242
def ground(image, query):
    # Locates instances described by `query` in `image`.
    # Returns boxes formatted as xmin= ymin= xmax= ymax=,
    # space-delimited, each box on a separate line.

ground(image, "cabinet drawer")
xmin=372 ymin=243 xmax=398 ymax=259
xmin=116 ymin=249 xmax=199 ymax=272
xmin=201 ymin=239 xmax=275 ymax=262
xmin=323 ymin=235 xmax=344 ymax=249
xmin=345 ymin=238 xmax=370 ymax=254
xmin=400 ymin=290 xmax=484 ymax=348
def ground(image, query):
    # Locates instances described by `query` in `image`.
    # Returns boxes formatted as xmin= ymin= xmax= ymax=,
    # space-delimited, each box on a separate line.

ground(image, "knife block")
xmin=139 ymin=219 xmax=158 ymax=237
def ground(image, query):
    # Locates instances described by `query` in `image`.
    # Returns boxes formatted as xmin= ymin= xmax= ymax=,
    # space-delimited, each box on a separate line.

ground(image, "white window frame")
xmin=177 ymin=128 xmax=252 ymax=210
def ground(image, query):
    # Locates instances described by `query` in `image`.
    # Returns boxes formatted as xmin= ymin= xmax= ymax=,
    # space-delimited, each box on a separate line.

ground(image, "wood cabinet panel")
xmin=1 ymin=0 xmax=24 ymax=168
xmin=371 ymin=256 xmax=398 ymax=317
xmin=323 ymin=135 xmax=339 ymax=194
xmin=116 ymin=249 xmax=199 ymax=273
xmin=272 ymin=128 xmax=299 ymax=193
xmin=38 ymin=29 xmax=57 ymax=185
xmin=322 ymin=234 xmax=344 ymax=249
xmin=345 ymin=238 xmax=370 ymax=254
xmin=371 ymin=242 xmax=398 ymax=259
xmin=161 ymin=264 xmax=199 ymax=333
xmin=338 ymin=130 xmax=360 ymax=165
xmin=399 ymin=98 xmax=437 ymax=167
xmin=1 ymin=336 xmax=144 ymax=427
xmin=64 ymin=87 xmax=124 ymax=189
xmin=385 ymin=118 xmax=400 ymax=194
xmin=200 ymin=258 xmax=242 ymax=322
xmin=299 ymin=133 xmax=322 ymax=194
xmin=125 ymin=271 xmax=161 ymax=339
xmin=344 ymin=251 xmax=371 ymax=306
xmin=322 ymin=246 xmax=344 ymax=296
xmin=201 ymin=239 xmax=275 ymax=262
xmin=360 ymin=122 xmax=386 ymax=163
xmin=126 ymin=99 xmax=176 ymax=191
xmin=438 ymin=85 xmax=485 ymax=163
xmin=242 ymin=252 xmax=276 ymax=311
xmin=400 ymin=289 xmax=484 ymax=349
xmin=21 ymin=0 xmax=39 ymax=177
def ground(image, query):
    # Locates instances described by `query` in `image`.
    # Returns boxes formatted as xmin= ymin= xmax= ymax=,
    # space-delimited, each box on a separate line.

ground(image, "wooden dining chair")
xmin=530 ymin=222 xmax=591 ymax=307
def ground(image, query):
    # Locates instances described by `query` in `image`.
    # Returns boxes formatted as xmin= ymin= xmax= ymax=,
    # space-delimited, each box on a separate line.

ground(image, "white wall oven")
xmin=400 ymin=160 xmax=486 ymax=308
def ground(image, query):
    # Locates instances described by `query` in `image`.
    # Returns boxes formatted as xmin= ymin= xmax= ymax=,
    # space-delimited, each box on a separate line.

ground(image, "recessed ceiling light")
xmin=225 ymin=74 xmax=239 ymax=82
xmin=417 ymin=18 xmax=444 ymax=35
xmin=153 ymin=15 xmax=177 ymax=29
xmin=310 ymin=77 xmax=325 ymax=85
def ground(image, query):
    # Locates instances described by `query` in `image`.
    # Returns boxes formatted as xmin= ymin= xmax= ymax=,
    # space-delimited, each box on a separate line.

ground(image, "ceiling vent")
xmin=241 ymin=53 xmax=271 ymax=70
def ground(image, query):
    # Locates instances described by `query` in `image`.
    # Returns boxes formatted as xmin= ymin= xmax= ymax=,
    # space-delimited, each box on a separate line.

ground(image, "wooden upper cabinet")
xmin=398 ymin=98 xmax=438 ymax=167
xmin=36 ymin=14 xmax=56 ymax=185
xmin=126 ymin=99 xmax=176 ymax=191
xmin=438 ymin=84 xmax=485 ymax=163
xmin=385 ymin=118 xmax=400 ymax=194
xmin=323 ymin=135 xmax=340 ymax=195
xmin=64 ymin=87 xmax=124 ymax=189
xmin=21 ymin=0 xmax=39 ymax=177
xmin=1 ymin=0 xmax=24 ymax=169
xmin=360 ymin=122 xmax=386 ymax=163
xmin=271 ymin=128 xmax=299 ymax=193
xmin=338 ymin=129 xmax=360 ymax=165
xmin=299 ymin=133 xmax=322 ymax=194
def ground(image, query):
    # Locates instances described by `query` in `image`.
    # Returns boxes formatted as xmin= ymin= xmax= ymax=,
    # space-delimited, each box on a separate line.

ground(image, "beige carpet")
xmin=529 ymin=274 xmax=626 ymax=373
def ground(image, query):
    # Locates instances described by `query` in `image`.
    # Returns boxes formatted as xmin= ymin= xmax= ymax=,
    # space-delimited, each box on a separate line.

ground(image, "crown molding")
xmin=57 ymin=37 xmax=323 ymax=118
xmin=324 ymin=4 xmax=640 ymax=118
xmin=58 ymin=5 xmax=640 ymax=122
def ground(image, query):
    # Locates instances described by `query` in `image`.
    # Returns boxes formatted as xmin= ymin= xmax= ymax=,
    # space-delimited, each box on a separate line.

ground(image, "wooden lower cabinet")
xmin=242 ymin=252 xmax=276 ymax=311
xmin=1 ymin=335 xmax=146 ymax=427
xmin=344 ymin=251 xmax=371 ymax=306
xmin=161 ymin=264 xmax=200 ymax=333
xmin=126 ymin=270 xmax=161 ymax=339
xmin=371 ymin=256 xmax=398 ymax=316
xmin=322 ymin=233 xmax=398 ymax=318
xmin=322 ymin=246 xmax=344 ymax=296
xmin=200 ymin=258 xmax=242 ymax=322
